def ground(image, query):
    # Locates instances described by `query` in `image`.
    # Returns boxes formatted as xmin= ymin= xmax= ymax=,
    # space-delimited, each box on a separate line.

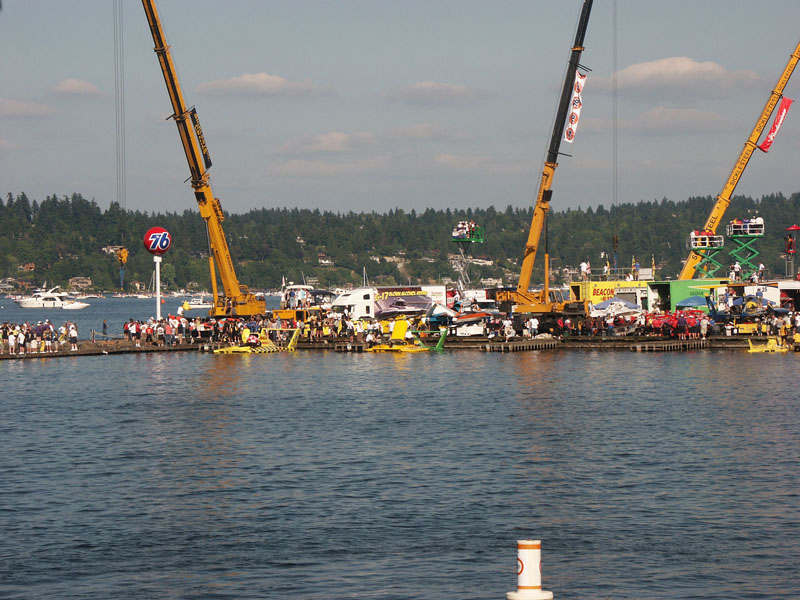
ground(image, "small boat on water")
xmin=14 ymin=287 xmax=90 ymax=310
xmin=181 ymin=295 xmax=214 ymax=312
xmin=214 ymin=327 xmax=301 ymax=354
xmin=747 ymin=337 xmax=790 ymax=353
xmin=365 ymin=319 xmax=447 ymax=353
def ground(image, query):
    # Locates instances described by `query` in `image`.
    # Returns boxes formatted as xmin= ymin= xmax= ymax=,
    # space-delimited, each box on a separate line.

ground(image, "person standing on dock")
xmin=527 ymin=316 xmax=539 ymax=338
xmin=68 ymin=323 xmax=78 ymax=351
xmin=700 ymin=316 xmax=710 ymax=340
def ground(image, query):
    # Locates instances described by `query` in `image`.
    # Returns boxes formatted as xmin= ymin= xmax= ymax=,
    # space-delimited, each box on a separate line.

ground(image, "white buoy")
xmin=506 ymin=539 xmax=553 ymax=600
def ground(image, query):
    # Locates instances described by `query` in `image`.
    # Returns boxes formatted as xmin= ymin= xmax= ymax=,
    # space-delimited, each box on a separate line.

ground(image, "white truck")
xmin=332 ymin=286 xmax=445 ymax=321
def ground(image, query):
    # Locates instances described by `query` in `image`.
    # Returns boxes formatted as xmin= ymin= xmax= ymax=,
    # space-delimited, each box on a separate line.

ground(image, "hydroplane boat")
xmin=747 ymin=337 xmax=790 ymax=353
xmin=213 ymin=327 xmax=300 ymax=354
xmin=365 ymin=319 xmax=446 ymax=353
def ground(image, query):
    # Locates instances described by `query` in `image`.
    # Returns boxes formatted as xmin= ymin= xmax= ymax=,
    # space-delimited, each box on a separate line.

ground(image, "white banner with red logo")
xmin=564 ymin=71 xmax=587 ymax=144
xmin=758 ymin=96 xmax=793 ymax=152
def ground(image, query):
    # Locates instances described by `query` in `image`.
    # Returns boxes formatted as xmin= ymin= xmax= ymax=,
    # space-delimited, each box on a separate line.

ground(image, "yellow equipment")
xmin=495 ymin=0 xmax=592 ymax=322
xmin=116 ymin=247 xmax=128 ymax=265
xmin=747 ymin=337 xmax=789 ymax=353
xmin=213 ymin=327 xmax=300 ymax=354
xmin=365 ymin=320 xmax=446 ymax=353
xmin=679 ymin=39 xmax=800 ymax=280
xmin=141 ymin=0 xmax=266 ymax=317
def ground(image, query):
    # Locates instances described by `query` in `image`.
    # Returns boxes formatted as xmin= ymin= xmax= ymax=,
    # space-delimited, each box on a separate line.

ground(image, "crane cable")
xmin=611 ymin=0 xmax=619 ymax=276
xmin=113 ymin=0 xmax=126 ymax=212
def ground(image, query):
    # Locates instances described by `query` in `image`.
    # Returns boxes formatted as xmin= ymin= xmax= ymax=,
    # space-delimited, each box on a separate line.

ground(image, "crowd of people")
xmin=119 ymin=310 xmax=440 ymax=349
xmin=0 ymin=320 xmax=79 ymax=355
xmin=6 ymin=299 xmax=798 ymax=357
xmin=451 ymin=220 xmax=478 ymax=239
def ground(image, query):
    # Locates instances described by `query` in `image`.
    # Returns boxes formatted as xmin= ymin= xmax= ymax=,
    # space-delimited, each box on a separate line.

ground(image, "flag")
xmin=564 ymin=72 xmax=587 ymax=144
xmin=758 ymin=96 xmax=793 ymax=152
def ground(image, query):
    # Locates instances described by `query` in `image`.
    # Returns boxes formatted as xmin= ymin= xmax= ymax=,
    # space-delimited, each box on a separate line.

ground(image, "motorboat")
xmin=14 ymin=287 xmax=90 ymax=310
xmin=450 ymin=298 xmax=503 ymax=336
xmin=181 ymin=295 xmax=214 ymax=312
xmin=62 ymin=299 xmax=91 ymax=310
xmin=365 ymin=320 xmax=446 ymax=353
xmin=747 ymin=337 xmax=790 ymax=353
xmin=214 ymin=327 xmax=300 ymax=354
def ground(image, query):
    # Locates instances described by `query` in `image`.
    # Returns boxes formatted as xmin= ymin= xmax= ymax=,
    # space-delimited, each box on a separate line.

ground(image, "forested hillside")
xmin=3 ymin=191 xmax=800 ymax=291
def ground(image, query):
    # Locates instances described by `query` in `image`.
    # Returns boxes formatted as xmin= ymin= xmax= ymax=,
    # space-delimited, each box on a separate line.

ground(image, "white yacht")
xmin=14 ymin=287 xmax=90 ymax=310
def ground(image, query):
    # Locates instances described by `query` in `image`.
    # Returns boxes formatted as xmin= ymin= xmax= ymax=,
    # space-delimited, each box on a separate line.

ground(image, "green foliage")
xmin=3 ymin=190 xmax=800 ymax=290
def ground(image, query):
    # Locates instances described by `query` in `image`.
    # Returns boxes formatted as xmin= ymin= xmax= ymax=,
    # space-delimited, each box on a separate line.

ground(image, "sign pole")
xmin=143 ymin=226 xmax=172 ymax=321
xmin=154 ymin=255 xmax=162 ymax=321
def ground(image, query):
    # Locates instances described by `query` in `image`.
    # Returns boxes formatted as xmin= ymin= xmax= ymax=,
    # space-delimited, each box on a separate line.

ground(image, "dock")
xmin=1 ymin=334 xmax=793 ymax=360
xmin=482 ymin=338 xmax=560 ymax=352
xmin=0 ymin=340 xmax=199 ymax=360
xmin=630 ymin=339 xmax=708 ymax=352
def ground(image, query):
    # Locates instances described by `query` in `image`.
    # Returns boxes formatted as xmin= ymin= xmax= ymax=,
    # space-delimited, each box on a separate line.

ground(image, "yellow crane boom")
xmin=496 ymin=0 xmax=592 ymax=319
xmin=679 ymin=39 xmax=800 ymax=280
xmin=141 ymin=0 xmax=265 ymax=316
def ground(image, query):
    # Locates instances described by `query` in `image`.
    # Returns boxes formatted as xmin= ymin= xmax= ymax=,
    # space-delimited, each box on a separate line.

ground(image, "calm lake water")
xmin=1 ymin=347 xmax=798 ymax=599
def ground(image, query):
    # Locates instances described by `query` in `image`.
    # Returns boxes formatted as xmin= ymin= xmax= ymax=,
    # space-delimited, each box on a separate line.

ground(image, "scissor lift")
xmin=451 ymin=221 xmax=485 ymax=288
xmin=726 ymin=218 xmax=765 ymax=280
xmin=687 ymin=230 xmax=725 ymax=278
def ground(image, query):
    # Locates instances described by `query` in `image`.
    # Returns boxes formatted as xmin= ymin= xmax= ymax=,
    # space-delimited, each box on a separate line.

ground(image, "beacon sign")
xmin=143 ymin=226 xmax=172 ymax=255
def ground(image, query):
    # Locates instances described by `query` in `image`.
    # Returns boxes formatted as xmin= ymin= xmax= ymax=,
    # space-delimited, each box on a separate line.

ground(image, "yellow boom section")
xmin=679 ymin=39 xmax=800 ymax=280
xmin=141 ymin=0 xmax=265 ymax=316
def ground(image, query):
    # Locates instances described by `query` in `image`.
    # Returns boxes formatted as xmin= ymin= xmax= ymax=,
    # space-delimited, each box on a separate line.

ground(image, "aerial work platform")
xmin=726 ymin=217 xmax=765 ymax=281
xmin=688 ymin=230 xmax=725 ymax=278
xmin=451 ymin=221 xmax=485 ymax=287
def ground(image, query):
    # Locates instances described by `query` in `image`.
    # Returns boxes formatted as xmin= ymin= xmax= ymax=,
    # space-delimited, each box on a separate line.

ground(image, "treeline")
xmin=3 ymin=190 xmax=800 ymax=291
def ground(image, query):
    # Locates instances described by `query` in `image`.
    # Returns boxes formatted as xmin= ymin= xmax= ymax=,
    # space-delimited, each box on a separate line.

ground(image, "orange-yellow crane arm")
xmin=679 ymin=39 xmax=800 ymax=280
xmin=516 ymin=0 xmax=593 ymax=295
xmin=141 ymin=0 xmax=265 ymax=316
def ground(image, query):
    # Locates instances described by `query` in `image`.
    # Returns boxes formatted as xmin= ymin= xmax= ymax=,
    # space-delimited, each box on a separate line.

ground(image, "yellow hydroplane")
xmin=747 ymin=336 xmax=790 ymax=353
xmin=214 ymin=327 xmax=300 ymax=354
xmin=365 ymin=319 xmax=446 ymax=353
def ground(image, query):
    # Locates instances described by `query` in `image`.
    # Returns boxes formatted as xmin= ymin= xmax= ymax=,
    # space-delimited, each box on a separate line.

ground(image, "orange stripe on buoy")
xmin=518 ymin=585 xmax=542 ymax=590
xmin=517 ymin=542 xmax=541 ymax=550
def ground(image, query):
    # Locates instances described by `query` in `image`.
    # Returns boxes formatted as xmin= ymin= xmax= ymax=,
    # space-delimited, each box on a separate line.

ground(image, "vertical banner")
xmin=189 ymin=108 xmax=213 ymax=169
xmin=758 ymin=96 xmax=793 ymax=152
xmin=564 ymin=71 xmax=587 ymax=143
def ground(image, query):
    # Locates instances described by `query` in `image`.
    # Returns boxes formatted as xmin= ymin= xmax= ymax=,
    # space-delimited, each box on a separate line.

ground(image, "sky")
xmin=2 ymin=0 xmax=800 ymax=218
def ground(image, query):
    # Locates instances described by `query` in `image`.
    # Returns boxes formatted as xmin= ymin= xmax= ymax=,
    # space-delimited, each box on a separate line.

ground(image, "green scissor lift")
xmin=726 ymin=219 xmax=764 ymax=280
xmin=688 ymin=231 xmax=725 ymax=278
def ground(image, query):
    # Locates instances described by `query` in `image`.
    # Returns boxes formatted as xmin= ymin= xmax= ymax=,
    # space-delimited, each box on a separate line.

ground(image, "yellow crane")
xmin=141 ymin=0 xmax=265 ymax=316
xmin=679 ymin=39 xmax=800 ymax=280
xmin=495 ymin=0 xmax=592 ymax=323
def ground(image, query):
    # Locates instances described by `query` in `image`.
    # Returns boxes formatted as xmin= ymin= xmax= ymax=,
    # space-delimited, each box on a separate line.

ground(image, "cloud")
xmin=279 ymin=131 xmax=377 ymax=155
xmin=271 ymin=156 xmax=390 ymax=177
xmin=195 ymin=72 xmax=335 ymax=96
xmin=0 ymin=138 xmax=19 ymax=150
xmin=280 ymin=123 xmax=469 ymax=155
xmin=432 ymin=153 xmax=526 ymax=174
xmin=0 ymin=98 xmax=56 ymax=117
xmin=52 ymin=78 xmax=102 ymax=95
xmin=593 ymin=56 xmax=760 ymax=97
xmin=622 ymin=106 xmax=728 ymax=135
xmin=385 ymin=123 xmax=469 ymax=142
xmin=383 ymin=81 xmax=486 ymax=106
